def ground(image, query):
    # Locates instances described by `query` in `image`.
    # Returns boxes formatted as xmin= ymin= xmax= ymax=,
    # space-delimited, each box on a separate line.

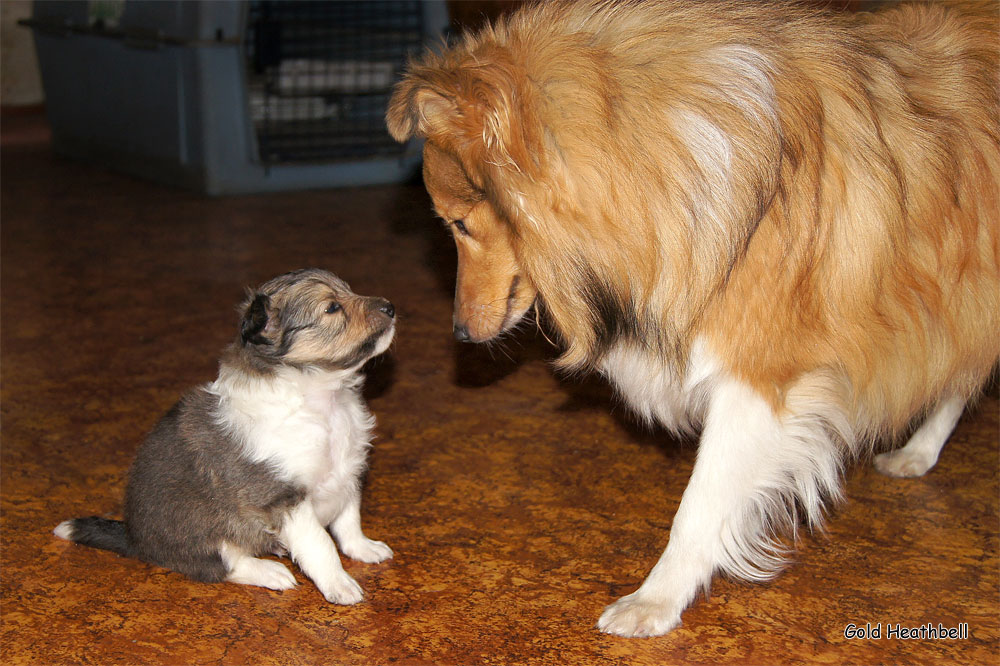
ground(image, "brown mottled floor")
xmin=2 ymin=113 xmax=998 ymax=666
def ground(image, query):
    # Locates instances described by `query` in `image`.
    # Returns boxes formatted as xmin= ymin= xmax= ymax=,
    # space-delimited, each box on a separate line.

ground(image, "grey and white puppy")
xmin=55 ymin=269 xmax=396 ymax=604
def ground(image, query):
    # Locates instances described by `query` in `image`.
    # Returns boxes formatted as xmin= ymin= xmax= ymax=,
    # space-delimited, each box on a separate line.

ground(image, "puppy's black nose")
xmin=378 ymin=301 xmax=395 ymax=319
xmin=453 ymin=324 xmax=471 ymax=342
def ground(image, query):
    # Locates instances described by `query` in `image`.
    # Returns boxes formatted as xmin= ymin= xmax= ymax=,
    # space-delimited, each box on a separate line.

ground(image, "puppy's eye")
xmin=325 ymin=302 xmax=342 ymax=314
xmin=453 ymin=219 xmax=470 ymax=236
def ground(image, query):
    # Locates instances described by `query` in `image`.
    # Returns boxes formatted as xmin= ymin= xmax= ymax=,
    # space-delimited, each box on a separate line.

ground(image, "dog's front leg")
xmin=280 ymin=502 xmax=364 ymax=604
xmin=329 ymin=490 xmax=393 ymax=564
xmin=598 ymin=376 xmax=791 ymax=637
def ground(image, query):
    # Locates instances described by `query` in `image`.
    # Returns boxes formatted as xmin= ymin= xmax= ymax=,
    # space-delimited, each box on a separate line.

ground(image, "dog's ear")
xmin=386 ymin=77 xmax=455 ymax=142
xmin=240 ymin=293 xmax=273 ymax=346
xmin=387 ymin=58 xmax=544 ymax=178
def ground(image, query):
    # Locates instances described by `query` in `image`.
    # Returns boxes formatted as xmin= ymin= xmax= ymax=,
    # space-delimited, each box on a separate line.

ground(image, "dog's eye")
xmin=453 ymin=219 xmax=470 ymax=236
xmin=325 ymin=302 xmax=342 ymax=314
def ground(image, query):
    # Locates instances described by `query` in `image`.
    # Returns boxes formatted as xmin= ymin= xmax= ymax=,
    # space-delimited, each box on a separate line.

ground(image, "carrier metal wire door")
xmin=246 ymin=1 xmax=427 ymax=164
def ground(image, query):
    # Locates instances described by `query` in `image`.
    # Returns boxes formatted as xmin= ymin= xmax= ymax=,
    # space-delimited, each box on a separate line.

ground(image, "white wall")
xmin=1 ymin=0 xmax=44 ymax=106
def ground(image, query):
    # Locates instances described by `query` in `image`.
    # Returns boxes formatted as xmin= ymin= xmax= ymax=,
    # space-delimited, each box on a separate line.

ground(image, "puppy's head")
xmin=236 ymin=269 xmax=395 ymax=372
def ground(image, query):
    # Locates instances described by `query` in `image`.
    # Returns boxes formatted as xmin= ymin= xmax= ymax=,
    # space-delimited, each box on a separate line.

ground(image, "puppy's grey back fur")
xmin=122 ymin=387 xmax=305 ymax=581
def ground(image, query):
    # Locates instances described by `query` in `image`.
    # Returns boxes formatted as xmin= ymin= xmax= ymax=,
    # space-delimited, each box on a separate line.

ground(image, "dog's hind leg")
xmin=597 ymin=373 xmax=842 ymax=637
xmin=874 ymin=395 xmax=965 ymax=478
xmin=280 ymin=502 xmax=364 ymax=604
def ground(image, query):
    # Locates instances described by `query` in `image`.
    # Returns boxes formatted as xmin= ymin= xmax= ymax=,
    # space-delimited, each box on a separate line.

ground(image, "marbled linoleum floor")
xmin=2 ymin=113 xmax=998 ymax=665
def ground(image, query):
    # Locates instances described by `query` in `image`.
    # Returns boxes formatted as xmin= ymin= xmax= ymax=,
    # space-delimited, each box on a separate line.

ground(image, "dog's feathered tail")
xmin=54 ymin=517 xmax=134 ymax=558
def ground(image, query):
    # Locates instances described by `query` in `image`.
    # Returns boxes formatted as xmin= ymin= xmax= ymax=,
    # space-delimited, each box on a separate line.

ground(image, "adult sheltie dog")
xmin=387 ymin=0 xmax=999 ymax=636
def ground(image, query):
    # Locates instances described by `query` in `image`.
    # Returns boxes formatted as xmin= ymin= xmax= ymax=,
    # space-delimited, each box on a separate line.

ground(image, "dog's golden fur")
xmin=389 ymin=0 xmax=999 ymax=635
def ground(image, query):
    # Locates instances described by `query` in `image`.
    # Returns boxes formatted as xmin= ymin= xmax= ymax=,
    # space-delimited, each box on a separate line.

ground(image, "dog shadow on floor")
xmin=450 ymin=323 xmax=686 ymax=455
xmin=451 ymin=323 xmax=555 ymax=388
xmin=557 ymin=370 xmax=690 ymax=455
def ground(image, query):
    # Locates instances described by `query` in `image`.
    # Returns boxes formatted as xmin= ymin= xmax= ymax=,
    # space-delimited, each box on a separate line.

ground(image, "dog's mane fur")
xmin=388 ymin=0 xmax=999 ymax=440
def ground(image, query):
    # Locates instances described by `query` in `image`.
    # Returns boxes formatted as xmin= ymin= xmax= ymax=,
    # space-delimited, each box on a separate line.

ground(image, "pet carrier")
xmin=23 ymin=0 xmax=448 ymax=194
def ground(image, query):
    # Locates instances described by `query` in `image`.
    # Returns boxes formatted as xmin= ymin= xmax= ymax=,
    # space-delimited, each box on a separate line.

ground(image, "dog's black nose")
xmin=378 ymin=301 xmax=395 ymax=319
xmin=453 ymin=324 xmax=471 ymax=342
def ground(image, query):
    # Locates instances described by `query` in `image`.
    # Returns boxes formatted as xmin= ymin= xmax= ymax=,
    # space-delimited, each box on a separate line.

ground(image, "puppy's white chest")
xmin=300 ymin=390 xmax=373 ymax=525
xmin=283 ymin=389 xmax=370 ymax=489
xmin=218 ymin=374 xmax=373 ymax=495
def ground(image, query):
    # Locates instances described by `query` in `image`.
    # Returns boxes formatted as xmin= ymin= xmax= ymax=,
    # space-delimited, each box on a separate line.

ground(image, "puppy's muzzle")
xmin=377 ymin=300 xmax=395 ymax=319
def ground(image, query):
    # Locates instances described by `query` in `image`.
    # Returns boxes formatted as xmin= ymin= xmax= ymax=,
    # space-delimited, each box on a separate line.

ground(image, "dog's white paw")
xmin=340 ymin=537 xmax=393 ymax=564
xmin=317 ymin=571 xmax=365 ymax=605
xmin=227 ymin=557 xmax=298 ymax=591
xmin=597 ymin=592 xmax=683 ymax=637
xmin=874 ymin=449 xmax=935 ymax=478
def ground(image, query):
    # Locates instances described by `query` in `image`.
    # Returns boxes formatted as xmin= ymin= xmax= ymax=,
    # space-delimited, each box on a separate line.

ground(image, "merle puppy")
xmin=55 ymin=269 xmax=395 ymax=604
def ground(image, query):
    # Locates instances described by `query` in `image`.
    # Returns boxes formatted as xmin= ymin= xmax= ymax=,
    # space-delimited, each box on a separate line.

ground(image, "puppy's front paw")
xmin=874 ymin=449 xmax=935 ymax=478
xmin=341 ymin=537 xmax=393 ymax=564
xmin=317 ymin=571 xmax=365 ymax=605
xmin=597 ymin=592 xmax=682 ymax=637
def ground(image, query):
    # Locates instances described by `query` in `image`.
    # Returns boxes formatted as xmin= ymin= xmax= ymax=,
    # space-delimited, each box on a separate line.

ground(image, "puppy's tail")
xmin=54 ymin=517 xmax=134 ymax=558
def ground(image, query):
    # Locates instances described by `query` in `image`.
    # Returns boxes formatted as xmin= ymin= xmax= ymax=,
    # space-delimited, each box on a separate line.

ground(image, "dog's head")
xmin=388 ymin=3 xmax=784 ymax=368
xmin=387 ymin=42 xmax=542 ymax=344
xmin=419 ymin=142 xmax=538 ymax=343
xmin=236 ymin=269 xmax=395 ymax=373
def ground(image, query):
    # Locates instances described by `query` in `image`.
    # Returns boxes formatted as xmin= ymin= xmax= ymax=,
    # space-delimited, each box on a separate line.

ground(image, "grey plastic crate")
xmin=24 ymin=0 xmax=447 ymax=194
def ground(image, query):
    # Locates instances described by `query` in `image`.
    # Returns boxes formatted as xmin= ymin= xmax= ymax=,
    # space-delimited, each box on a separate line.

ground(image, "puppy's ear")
xmin=240 ymin=293 xmax=273 ymax=346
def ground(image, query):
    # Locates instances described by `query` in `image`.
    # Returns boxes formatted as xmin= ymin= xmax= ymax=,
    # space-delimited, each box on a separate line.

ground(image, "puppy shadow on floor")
xmin=362 ymin=354 xmax=397 ymax=402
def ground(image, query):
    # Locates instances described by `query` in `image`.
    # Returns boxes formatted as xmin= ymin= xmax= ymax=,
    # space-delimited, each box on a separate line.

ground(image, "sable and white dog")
xmin=55 ymin=269 xmax=395 ymax=604
xmin=388 ymin=0 xmax=1000 ymax=637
